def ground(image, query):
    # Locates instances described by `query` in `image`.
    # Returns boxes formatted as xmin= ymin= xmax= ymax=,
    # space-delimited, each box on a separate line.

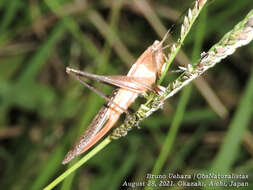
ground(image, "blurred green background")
xmin=0 ymin=0 xmax=253 ymax=189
